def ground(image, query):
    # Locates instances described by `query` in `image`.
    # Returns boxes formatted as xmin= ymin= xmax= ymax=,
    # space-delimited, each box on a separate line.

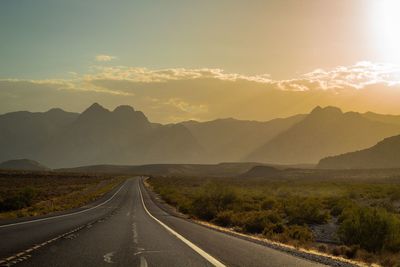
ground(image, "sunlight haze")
xmin=1 ymin=0 xmax=400 ymax=123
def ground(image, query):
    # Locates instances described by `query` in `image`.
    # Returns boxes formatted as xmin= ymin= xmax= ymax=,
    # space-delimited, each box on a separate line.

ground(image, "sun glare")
xmin=371 ymin=0 xmax=400 ymax=63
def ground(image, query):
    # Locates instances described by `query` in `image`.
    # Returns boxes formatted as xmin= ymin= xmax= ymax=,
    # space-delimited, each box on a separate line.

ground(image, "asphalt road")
xmin=0 ymin=177 xmax=327 ymax=267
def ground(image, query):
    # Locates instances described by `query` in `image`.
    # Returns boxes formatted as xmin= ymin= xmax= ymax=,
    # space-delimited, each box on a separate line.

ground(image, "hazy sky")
xmin=1 ymin=0 xmax=400 ymax=122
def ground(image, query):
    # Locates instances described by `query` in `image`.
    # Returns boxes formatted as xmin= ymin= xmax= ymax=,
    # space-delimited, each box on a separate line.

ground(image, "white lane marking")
xmin=134 ymin=250 xmax=163 ymax=256
xmin=0 ymin=223 xmax=87 ymax=265
xmin=0 ymin=181 xmax=127 ymax=228
xmin=139 ymin=256 xmax=148 ymax=267
xmin=103 ymin=252 xmax=115 ymax=264
xmin=132 ymin=222 xmax=138 ymax=244
xmin=138 ymin=182 xmax=226 ymax=267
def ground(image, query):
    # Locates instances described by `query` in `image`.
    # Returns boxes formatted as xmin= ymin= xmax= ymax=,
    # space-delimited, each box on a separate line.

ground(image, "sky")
xmin=1 ymin=0 xmax=400 ymax=123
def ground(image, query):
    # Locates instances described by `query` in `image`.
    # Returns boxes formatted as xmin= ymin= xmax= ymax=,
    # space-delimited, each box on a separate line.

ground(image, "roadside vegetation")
xmin=149 ymin=173 xmax=400 ymax=267
xmin=0 ymin=170 xmax=125 ymax=219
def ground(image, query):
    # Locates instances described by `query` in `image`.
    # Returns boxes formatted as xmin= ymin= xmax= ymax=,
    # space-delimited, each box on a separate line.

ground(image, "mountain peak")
xmin=113 ymin=105 xmax=135 ymax=114
xmin=310 ymin=106 xmax=343 ymax=116
xmin=46 ymin=108 xmax=66 ymax=114
xmin=81 ymin=103 xmax=109 ymax=115
xmin=77 ymin=103 xmax=110 ymax=123
xmin=87 ymin=102 xmax=107 ymax=111
xmin=113 ymin=105 xmax=150 ymax=126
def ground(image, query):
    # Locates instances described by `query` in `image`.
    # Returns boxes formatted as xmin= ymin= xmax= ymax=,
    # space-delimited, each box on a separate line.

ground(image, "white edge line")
xmin=0 ymin=180 xmax=127 ymax=228
xmin=138 ymin=179 xmax=226 ymax=267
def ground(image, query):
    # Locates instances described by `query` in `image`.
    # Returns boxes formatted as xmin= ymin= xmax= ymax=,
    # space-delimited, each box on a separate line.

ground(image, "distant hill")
xmin=180 ymin=115 xmax=305 ymax=162
xmin=362 ymin=112 xmax=400 ymax=125
xmin=318 ymin=135 xmax=400 ymax=169
xmin=58 ymin=162 xmax=263 ymax=177
xmin=239 ymin=165 xmax=281 ymax=178
xmin=245 ymin=106 xmax=400 ymax=164
xmin=0 ymin=159 xmax=49 ymax=171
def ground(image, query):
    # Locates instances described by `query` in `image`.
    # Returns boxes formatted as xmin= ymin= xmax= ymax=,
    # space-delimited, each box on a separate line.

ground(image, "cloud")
xmin=84 ymin=66 xmax=271 ymax=83
xmin=1 ymin=62 xmax=400 ymax=123
xmin=276 ymin=61 xmax=400 ymax=91
xmin=83 ymin=61 xmax=400 ymax=92
xmin=95 ymin=54 xmax=116 ymax=62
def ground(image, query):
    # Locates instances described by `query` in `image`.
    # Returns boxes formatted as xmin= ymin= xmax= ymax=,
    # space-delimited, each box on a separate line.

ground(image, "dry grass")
xmin=0 ymin=170 xmax=125 ymax=219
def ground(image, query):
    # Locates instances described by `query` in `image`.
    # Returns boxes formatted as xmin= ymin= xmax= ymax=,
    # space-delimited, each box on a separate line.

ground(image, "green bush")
xmin=0 ymin=187 xmax=37 ymax=212
xmin=212 ymin=211 xmax=235 ymax=227
xmin=339 ymin=206 xmax=400 ymax=252
xmin=284 ymin=225 xmax=314 ymax=243
xmin=263 ymin=222 xmax=286 ymax=237
xmin=190 ymin=183 xmax=237 ymax=220
xmin=237 ymin=211 xmax=269 ymax=233
xmin=261 ymin=198 xmax=276 ymax=210
xmin=328 ymin=197 xmax=355 ymax=218
xmin=285 ymin=198 xmax=330 ymax=225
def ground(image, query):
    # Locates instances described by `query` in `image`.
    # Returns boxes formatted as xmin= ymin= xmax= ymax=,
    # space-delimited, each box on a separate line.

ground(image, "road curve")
xmin=0 ymin=177 xmax=326 ymax=267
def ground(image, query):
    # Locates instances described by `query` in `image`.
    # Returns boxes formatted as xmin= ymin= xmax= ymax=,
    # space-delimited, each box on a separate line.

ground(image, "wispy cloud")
xmin=84 ymin=66 xmax=272 ymax=83
xmin=83 ymin=61 xmax=400 ymax=91
xmin=95 ymin=54 xmax=117 ymax=62
xmin=277 ymin=61 xmax=400 ymax=91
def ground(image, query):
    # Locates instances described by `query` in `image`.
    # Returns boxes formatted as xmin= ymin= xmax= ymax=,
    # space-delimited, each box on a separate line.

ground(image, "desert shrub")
xmin=284 ymin=225 xmax=314 ymax=243
xmin=261 ymin=198 xmax=276 ymax=210
xmin=285 ymin=198 xmax=330 ymax=225
xmin=317 ymin=244 xmax=328 ymax=253
xmin=236 ymin=211 xmax=269 ymax=233
xmin=263 ymin=222 xmax=286 ymax=238
xmin=176 ymin=201 xmax=191 ymax=214
xmin=339 ymin=206 xmax=400 ymax=252
xmin=330 ymin=245 xmax=359 ymax=259
xmin=266 ymin=212 xmax=282 ymax=224
xmin=0 ymin=187 xmax=37 ymax=212
xmin=236 ymin=201 xmax=259 ymax=212
xmin=212 ymin=211 xmax=235 ymax=227
xmin=389 ymin=189 xmax=400 ymax=201
xmin=326 ymin=197 xmax=355 ymax=217
xmin=190 ymin=183 xmax=237 ymax=220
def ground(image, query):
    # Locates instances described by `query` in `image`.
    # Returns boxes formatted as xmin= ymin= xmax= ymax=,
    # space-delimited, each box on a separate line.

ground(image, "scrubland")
xmin=149 ymin=172 xmax=400 ymax=266
xmin=0 ymin=170 xmax=124 ymax=219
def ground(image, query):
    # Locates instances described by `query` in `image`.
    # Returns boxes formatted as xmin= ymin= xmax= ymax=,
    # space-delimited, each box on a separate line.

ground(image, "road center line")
xmin=0 ymin=180 xmax=127 ymax=228
xmin=139 ymin=256 xmax=148 ymax=267
xmin=138 ymin=180 xmax=226 ymax=267
xmin=103 ymin=252 xmax=115 ymax=264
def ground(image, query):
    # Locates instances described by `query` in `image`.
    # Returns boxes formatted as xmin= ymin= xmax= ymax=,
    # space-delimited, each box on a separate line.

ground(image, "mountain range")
xmin=318 ymin=134 xmax=400 ymax=169
xmin=1 ymin=103 xmax=400 ymax=168
xmin=245 ymin=106 xmax=400 ymax=164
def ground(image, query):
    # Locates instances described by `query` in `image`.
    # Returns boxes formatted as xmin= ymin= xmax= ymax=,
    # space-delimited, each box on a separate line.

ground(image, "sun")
xmin=370 ymin=0 xmax=400 ymax=63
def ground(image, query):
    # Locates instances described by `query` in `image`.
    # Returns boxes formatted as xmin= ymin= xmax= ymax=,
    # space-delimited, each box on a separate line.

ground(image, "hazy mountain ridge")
xmin=0 ymin=109 xmax=79 ymax=163
xmin=318 ymin=134 xmax=400 ymax=169
xmin=362 ymin=112 xmax=400 ymax=125
xmin=180 ymin=115 xmax=305 ymax=162
xmin=245 ymin=106 xmax=400 ymax=164
xmin=58 ymin=162 xmax=263 ymax=177
xmin=37 ymin=104 xmax=204 ymax=167
xmin=0 ymin=103 xmax=205 ymax=167
xmin=2 ymin=104 xmax=400 ymax=168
